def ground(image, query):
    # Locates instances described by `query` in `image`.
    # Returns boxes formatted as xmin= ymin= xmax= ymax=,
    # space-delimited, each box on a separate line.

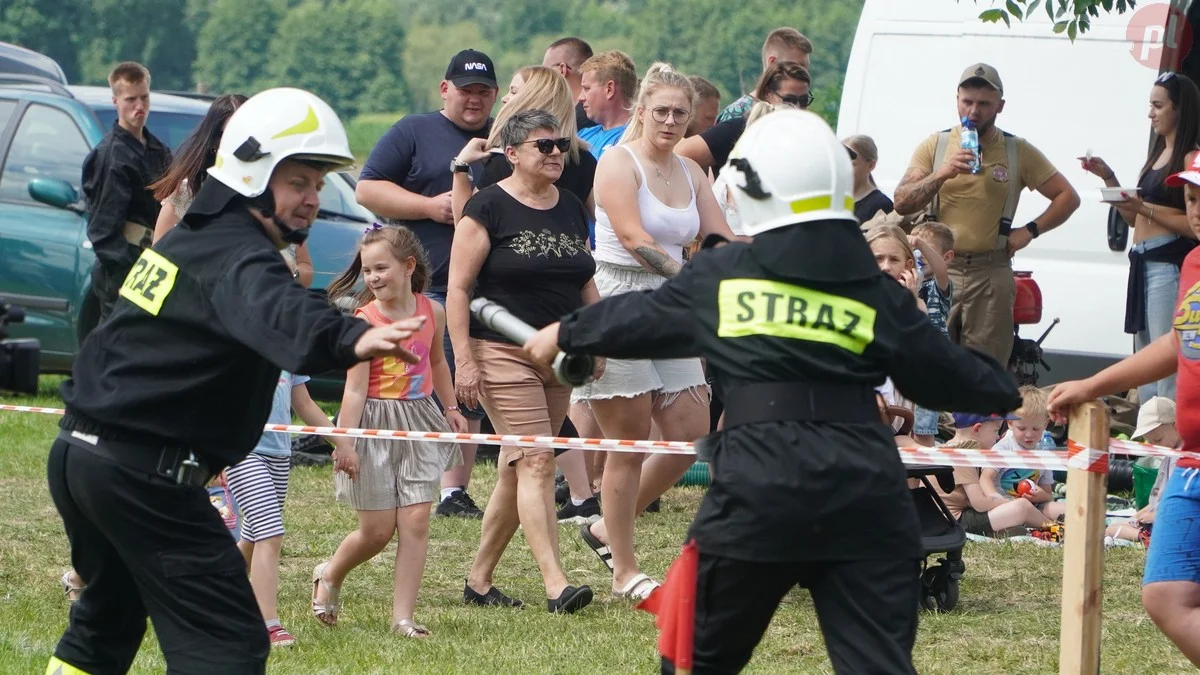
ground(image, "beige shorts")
xmin=472 ymin=338 xmax=570 ymax=466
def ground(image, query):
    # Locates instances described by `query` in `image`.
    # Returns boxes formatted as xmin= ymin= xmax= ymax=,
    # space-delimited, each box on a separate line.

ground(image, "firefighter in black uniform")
xmin=45 ymin=88 xmax=428 ymax=675
xmin=525 ymin=110 xmax=1022 ymax=675
xmin=82 ymin=61 xmax=173 ymax=327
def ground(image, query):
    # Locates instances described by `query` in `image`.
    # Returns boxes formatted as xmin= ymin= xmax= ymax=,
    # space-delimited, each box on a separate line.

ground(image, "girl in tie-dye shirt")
xmin=311 ymin=224 xmax=466 ymax=638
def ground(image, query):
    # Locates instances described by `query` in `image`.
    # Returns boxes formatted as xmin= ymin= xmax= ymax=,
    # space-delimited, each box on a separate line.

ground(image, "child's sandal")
xmin=392 ymin=619 xmax=430 ymax=638
xmin=311 ymin=562 xmax=341 ymax=626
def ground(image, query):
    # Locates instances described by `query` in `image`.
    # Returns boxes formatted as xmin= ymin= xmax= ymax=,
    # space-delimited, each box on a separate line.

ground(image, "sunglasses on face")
xmin=518 ymin=137 xmax=571 ymax=154
xmin=649 ymin=106 xmax=691 ymax=123
xmin=771 ymin=89 xmax=814 ymax=108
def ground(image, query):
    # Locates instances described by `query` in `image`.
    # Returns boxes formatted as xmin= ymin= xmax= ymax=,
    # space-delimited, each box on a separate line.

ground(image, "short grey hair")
xmin=500 ymin=109 xmax=561 ymax=149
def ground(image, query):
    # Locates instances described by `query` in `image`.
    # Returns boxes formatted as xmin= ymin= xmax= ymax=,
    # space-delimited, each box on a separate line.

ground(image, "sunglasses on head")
xmin=519 ymin=137 xmax=571 ymax=154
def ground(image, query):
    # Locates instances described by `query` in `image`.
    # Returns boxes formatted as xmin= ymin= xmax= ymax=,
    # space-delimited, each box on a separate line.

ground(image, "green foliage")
xmin=0 ymin=0 xmax=87 ymax=82
xmin=6 ymin=0 xmax=869 ymax=136
xmin=262 ymin=0 xmax=409 ymax=119
xmin=346 ymin=111 xmax=402 ymax=160
xmin=194 ymin=0 xmax=285 ymax=95
xmin=973 ymin=0 xmax=1138 ymax=41
xmin=78 ymin=0 xmax=195 ymax=90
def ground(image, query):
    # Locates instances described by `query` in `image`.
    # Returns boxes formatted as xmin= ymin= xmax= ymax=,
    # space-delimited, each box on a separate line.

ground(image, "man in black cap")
xmin=356 ymin=49 xmax=499 ymax=518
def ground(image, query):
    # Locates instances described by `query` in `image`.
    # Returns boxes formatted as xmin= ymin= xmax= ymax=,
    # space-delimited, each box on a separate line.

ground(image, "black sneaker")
xmin=436 ymin=489 xmax=483 ymax=518
xmin=643 ymin=497 xmax=661 ymax=514
xmin=556 ymin=497 xmax=600 ymax=524
xmin=463 ymin=581 xmax=524 ymax=608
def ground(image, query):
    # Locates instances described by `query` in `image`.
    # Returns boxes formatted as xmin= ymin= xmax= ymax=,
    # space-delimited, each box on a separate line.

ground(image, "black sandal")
xmin=463 ymin=580 xmax=524 ymax=608
xmin=547 ymin=585 xmax=593 ymax=614
xmin=579 ymin=522 xmax=615 ymax=572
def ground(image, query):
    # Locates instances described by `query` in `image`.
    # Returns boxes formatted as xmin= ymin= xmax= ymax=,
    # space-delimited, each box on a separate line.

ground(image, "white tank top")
xmin=593 ymin=145 xmax=700 ymax=267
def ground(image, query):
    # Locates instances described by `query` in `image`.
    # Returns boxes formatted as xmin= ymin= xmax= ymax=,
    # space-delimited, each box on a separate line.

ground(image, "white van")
xmin=836 ymin=0 xmax=1198 ymax=384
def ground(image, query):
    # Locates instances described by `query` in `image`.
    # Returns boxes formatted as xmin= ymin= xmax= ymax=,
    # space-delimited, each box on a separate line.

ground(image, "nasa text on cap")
xmin=445 ymin=49 xmax=497 ymax=88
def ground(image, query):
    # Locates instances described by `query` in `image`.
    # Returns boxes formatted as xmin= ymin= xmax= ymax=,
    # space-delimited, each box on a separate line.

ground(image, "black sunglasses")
xmin=771 ymin=89 xmax=814 ymax=108
xmin=519 ymin=137 xmax=571 ymax=155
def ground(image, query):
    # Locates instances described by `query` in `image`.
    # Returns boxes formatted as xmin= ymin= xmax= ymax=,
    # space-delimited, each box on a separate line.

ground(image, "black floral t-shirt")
xmin=463 ymin=184 xmax=596 ymax=342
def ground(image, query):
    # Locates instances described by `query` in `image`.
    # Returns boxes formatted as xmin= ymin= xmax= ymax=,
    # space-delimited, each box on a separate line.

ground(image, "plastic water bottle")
xmin=960 ymin=117 xmax=981 ymax=174
xmin=1038 ymin=431 xmax=1056 ymax=450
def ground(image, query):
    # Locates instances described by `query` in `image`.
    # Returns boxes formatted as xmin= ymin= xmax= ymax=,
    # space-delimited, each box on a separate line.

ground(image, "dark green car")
xmin=0 ymin=82 xmax=371 ymax=393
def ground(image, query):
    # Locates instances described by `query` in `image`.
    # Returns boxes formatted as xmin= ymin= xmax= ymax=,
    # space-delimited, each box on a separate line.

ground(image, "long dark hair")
xmin=150 ymin=93 xmax=248 ymax=201
xmin=326 ymin=224 xmax=431 ymax=310
xmin=1140 ymin=72 xmax=1200 ymax=196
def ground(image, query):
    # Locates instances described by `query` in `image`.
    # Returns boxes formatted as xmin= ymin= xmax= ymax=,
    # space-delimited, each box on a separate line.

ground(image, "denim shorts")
xmin=571 ymin=262 xmax=708 ymax=403
xmin=1144 ymin=465 xmax=1200 ymax=586
xmin=425 ymin=291 xmax=486 ymax=420
xmin=913 ymin=406 xmax=940 ymax=437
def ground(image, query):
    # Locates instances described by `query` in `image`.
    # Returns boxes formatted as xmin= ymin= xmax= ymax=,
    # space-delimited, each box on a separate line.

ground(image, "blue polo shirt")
xmin=580 ymin=124 xmax=627 ymax=160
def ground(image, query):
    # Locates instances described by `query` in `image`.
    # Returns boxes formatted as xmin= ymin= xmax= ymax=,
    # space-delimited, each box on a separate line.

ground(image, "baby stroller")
xmin=882 ymin=402 xmax=966 ymax=612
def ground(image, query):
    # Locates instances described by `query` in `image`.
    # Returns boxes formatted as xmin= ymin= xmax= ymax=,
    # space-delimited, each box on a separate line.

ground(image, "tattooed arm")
xmin=893 ymin=148 xmax=975 ymax=216
xmin=594 ymin=147 xmax=685 ymax=278
xmin=633 ymin=245 xmax=683 ymax=278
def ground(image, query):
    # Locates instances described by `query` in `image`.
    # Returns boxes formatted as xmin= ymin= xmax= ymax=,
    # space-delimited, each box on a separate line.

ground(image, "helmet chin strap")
xmin=247 ymin=190 xmax=310 ymax=246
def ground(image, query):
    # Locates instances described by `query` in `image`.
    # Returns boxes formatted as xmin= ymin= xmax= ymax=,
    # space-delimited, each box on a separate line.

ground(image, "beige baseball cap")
xmin=959 ymin=63 xmax=1004 ymax=94
xmin=1133 ymin=396 xmax=1176 ymax=440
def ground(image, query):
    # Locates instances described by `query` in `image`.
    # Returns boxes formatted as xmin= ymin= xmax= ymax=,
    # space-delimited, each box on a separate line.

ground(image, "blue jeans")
xmin=1132 ymin=236 xmax=1181 ymax=402
xmin=1144 ymin=466 xmax=1200 ymax=586
xmin=425 ymin=290 xmax=486 ymax=420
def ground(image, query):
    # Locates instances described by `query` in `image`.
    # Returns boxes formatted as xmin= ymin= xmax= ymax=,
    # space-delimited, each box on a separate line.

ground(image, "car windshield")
xmin=89 ymin=108 xmax=203 ymax=152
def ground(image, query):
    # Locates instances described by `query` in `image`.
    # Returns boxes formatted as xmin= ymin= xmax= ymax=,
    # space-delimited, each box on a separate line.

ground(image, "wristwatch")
xmin=450 ymin=158 xmax=470 ymax=174
xmin=1026 ymin=221 xmax=1041 ymax=239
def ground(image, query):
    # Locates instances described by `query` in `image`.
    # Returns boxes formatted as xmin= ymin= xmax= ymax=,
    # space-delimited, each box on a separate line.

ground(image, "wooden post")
xmin=1058 ymin=401 xmax=1109 ymax=675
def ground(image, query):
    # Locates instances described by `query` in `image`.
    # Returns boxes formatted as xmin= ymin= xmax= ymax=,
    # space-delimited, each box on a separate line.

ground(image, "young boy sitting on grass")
xmin=980 ymin=385 xmax=1065 ymax=522
xmin=1107 ymin=396 xmax=1180 ymax=545
xmin=934 ymin=412 xmax=1057 ymax=537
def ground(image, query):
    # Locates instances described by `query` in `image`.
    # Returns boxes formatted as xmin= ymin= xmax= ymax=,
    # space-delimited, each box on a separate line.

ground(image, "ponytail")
xmin=619 ymin=62 xmax=697 ymax=145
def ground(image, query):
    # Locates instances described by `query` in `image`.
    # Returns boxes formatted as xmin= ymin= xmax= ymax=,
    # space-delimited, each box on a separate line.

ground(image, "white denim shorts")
xmin=572 ymin=261 xmax=708 ymax=403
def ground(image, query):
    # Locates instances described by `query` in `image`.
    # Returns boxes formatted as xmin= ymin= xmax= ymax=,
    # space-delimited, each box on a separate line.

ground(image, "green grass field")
xmin=0 ymin=377 xmax=1191 ymax=674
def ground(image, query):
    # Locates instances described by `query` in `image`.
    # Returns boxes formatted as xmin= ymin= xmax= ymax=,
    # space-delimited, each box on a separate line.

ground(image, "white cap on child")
xmin=1132 ymin=396 xmax=1175 ymax=440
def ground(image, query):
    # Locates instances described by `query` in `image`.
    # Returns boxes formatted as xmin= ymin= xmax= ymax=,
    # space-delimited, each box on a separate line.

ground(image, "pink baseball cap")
xmin=1166 ymin=152 xmax=1200 ymax=188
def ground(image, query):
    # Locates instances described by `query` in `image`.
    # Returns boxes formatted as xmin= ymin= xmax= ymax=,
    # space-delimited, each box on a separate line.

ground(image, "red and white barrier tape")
xmin=1 ymin=403 xmax=1190 ymax=471
xmin=1066 ymin=440 xmax=1109 ymax=474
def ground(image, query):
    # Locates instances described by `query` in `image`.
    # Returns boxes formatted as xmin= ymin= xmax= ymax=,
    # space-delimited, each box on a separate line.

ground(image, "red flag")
xmin=637 ymin=539 xmax=699 ymax=673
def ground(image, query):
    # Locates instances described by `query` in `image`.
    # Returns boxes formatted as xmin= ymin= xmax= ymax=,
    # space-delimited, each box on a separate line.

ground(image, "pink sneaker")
xmin=267 ymin=624 xmax=295 ymax=648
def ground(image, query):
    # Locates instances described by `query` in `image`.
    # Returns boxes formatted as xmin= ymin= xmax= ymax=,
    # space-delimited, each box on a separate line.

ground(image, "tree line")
xmin=0 ymin=0 xmax=863 ymax=127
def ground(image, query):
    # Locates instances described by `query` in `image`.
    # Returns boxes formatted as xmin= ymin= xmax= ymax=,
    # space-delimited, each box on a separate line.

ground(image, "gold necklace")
xmin=642 ymin=141 xmax=675 ymax=185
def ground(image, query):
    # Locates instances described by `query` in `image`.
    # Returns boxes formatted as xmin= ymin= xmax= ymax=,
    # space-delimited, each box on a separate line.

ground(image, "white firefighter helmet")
xmin=207 ymin=87 xmax=354 ymax=198
xmin=721 ymin=109 xmax=856 ymax=235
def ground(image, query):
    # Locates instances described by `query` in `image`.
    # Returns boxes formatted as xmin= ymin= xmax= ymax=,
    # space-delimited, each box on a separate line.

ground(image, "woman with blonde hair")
xmin=452 ymin=66 xmax=595 ymax=223
xmin=574 ymin=62 xmax=734 ymax=600
xmin=843 ymin=134 xmax=894 ymax=224
xmin=450 ymin=67 xmax=603 ymax=518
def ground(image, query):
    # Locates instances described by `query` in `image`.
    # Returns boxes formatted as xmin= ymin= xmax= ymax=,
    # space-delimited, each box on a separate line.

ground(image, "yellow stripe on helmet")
xmin=788 ymin=195 xmax=855 ymax=214
xmin=272 ymin=106 xmax=320 ymax=140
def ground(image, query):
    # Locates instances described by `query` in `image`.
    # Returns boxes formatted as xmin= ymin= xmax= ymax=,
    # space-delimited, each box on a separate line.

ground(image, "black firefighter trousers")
xmin=661 ymin=553 xmax=921 ymax=675
xmin=46 ymin=437 xmax=268 ymax=674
